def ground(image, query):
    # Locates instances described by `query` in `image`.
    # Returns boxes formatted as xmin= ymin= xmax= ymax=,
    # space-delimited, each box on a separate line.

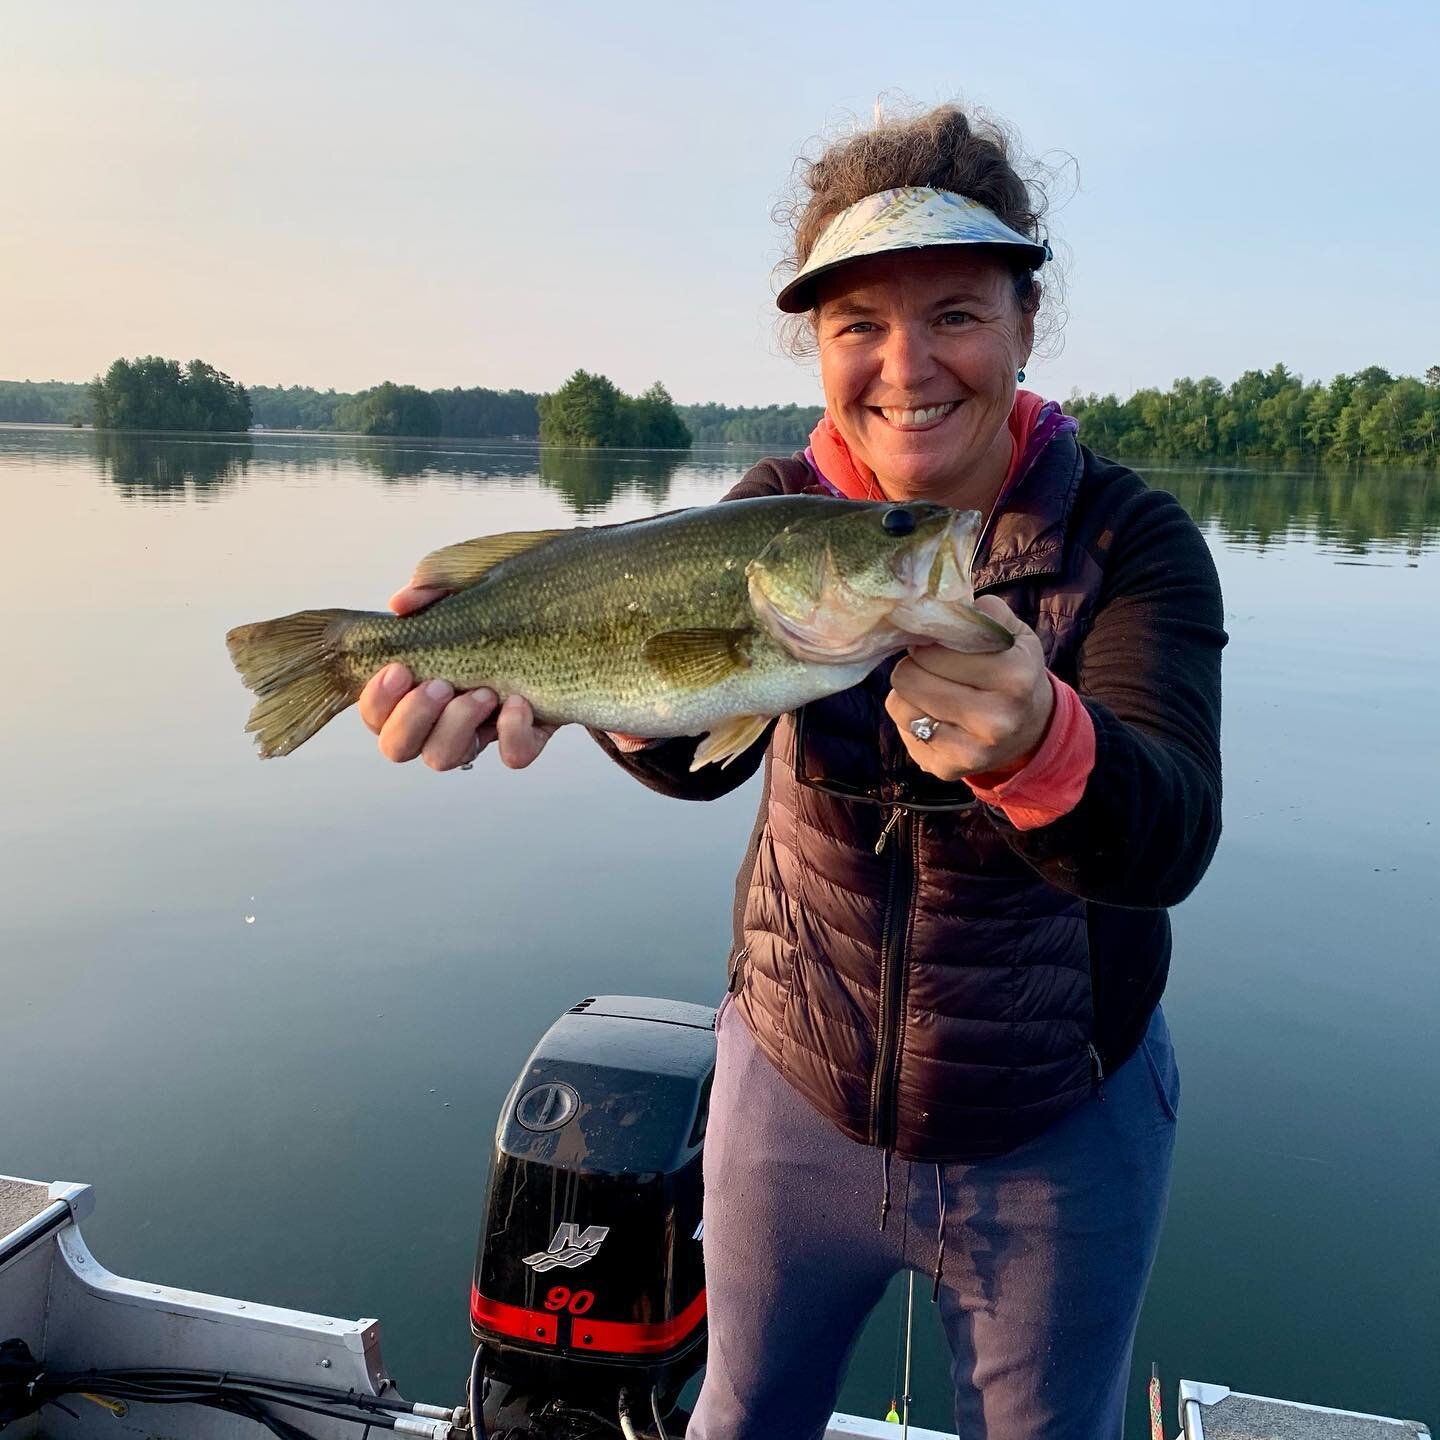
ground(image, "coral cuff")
xmin=964 ymin=675 xmax=1096 ymax=831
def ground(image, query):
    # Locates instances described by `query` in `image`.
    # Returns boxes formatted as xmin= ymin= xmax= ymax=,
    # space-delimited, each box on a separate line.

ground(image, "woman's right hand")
xmin=356 ymin=583 xmax=560 ymax=771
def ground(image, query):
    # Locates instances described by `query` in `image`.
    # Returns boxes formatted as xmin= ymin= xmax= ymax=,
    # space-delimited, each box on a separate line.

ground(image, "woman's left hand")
xmin=886 ymin=595 xmax=1054 ymax=782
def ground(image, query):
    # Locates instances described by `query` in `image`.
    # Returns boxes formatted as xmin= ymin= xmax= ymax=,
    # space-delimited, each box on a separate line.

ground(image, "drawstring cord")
xmin=883 ymin=1153 xmax=948 ymax=1298
xmin=931 ymin=1163 xmax=948 ymax=1302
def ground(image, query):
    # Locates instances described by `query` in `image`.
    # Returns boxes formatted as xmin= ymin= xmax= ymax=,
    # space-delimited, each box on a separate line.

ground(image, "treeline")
xmin=0 ymin=379 xmax=90 ymax=424
xmin=0 ymin=371 xmax=792 ymax=447
xmin=1068 ymin=364 xmax=1440 ymax=464
xmin=0 ymin=374 xmax=545 ymax=437
xmin=678 ymin=402 xmax=824 ymax=446
xmin=10 ymin=361 xmax=1440 ymax=462
xmin=246 ymin=386 xmax=807 ymax=445
xmin=249 ymin=382 xmax=541 ymax=436
xmin=247 ymin=384 xmax=350 ymax=430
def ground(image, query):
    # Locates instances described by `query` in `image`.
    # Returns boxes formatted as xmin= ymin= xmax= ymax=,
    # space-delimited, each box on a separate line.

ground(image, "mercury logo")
xmin=522 ymin=1223 xmax=611 ymax=1272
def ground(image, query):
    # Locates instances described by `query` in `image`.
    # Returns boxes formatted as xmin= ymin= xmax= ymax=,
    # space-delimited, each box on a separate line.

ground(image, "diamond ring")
xmin=908 ymin=715 xmax=942 ymax=743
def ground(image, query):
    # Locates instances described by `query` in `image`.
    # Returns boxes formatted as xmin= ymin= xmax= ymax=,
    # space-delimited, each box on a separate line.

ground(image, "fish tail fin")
xmin=225 ymin=608 xmax=367 ymax=757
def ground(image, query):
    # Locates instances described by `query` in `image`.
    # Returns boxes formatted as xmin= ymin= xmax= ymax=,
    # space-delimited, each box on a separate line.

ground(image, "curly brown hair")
xmin=775 ymin=102 xmax=1058 ymax=356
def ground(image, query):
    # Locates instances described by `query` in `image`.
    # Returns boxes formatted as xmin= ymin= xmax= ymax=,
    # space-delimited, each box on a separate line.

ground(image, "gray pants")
xmin=690 ymin=1001 xmax=1179 ymax=1440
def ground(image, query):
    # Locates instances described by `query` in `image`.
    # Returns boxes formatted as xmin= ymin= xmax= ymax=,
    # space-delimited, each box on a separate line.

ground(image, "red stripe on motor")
xmin=571 ymin=1290 xmax=707 ymax=1355
xmin=470 ymin=1286 xmax=558 ymax=1345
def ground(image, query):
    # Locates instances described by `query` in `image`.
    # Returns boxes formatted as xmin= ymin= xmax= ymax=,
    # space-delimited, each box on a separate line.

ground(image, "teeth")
xmin=880 ymin=402 xmax=956 ymax=427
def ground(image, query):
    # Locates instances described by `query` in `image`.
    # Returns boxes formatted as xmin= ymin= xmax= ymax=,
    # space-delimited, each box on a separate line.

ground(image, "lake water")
xmin=2 ymin=426 xmax=1437 ymax=1435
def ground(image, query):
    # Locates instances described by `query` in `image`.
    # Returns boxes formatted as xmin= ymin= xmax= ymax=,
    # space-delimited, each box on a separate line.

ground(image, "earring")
xmin=1017 ymin=368 xmax=1026 ymax=383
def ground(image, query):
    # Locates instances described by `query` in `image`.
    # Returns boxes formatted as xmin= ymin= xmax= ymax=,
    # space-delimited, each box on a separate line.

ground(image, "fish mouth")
xmin=892 ymin=508 xmax=979 ymax=599
xmin=890 ymin=509 xmax=1013 ymax=652
xmin=745 ymin=504 xmax=1005 ymax=667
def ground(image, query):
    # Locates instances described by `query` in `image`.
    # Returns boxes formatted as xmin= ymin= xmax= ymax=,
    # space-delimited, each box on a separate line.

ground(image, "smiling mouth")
xmin=875 ymin=401 xmax=959 ymax=430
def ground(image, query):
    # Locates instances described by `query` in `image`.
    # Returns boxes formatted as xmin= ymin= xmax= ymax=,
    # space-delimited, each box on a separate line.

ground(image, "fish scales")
xmin=336 ymin=500 xmax=859 ymax=733
xmin=225 ymin=495 xmax=1009 ymax=762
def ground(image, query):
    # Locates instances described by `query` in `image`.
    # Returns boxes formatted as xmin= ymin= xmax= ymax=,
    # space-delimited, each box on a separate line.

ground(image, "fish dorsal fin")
xmin=691 ymin=714 xmax=772 ymax=772
xmin=642 ymin=628 xmax=754 ymax=688
xmin=412 ymin=528 xmax=575 ymax=591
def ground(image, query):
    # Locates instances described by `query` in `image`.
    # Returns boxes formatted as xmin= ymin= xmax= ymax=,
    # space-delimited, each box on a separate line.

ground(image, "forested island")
xmin=3 ymin=360 xmax=1437 ymax=463
xmin=538 ymin=372 xmax=691 ymax=447
xmin=89 ymin=357 xmax=252 ymax=432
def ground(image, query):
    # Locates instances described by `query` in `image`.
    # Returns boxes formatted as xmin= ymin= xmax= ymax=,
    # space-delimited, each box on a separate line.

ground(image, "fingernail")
xmin=472 ymin=688 xmax=497 ymax=709
xmin=381 ymin=664 xmax=409 ymax=694
xmin=424 ymin=679 xmax=453 ymax=702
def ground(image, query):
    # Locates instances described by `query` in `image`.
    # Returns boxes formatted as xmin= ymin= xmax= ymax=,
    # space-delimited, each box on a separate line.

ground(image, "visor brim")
xmin=775 ymin=237 xmax=1048 ymax=314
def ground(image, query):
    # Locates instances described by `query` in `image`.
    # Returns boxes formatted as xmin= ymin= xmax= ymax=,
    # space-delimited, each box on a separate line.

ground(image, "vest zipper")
xmin=1087 ymin=1041 xmax=1106 ymax=1100
xmin=868 ymin=810 xmax=916 ymax=1149
xmin=727 ymin=944 xmax=750 ymax=993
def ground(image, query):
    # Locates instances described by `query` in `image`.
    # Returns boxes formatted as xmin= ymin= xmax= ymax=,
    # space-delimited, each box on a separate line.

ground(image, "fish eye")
xmin=881 ymin=507 xmax=916 ymax=536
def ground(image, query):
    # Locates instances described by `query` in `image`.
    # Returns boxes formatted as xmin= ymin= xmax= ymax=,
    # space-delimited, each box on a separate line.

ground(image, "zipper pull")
xmin=727 ymin=945 xmax=750 ymax=993
xmin=875 ymin=807 xmax=904 ymax=856
xmin=1087 ymin=1042 xmax=1106 ymax=1100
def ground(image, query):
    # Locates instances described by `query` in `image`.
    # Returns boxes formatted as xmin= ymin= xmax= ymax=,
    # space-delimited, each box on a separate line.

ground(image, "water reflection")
xmin=6 ymin=425 xmax=1436 ymax=554
xmin=97 ymin=431 xmax=253 ymax=501
xmin=318 ymin=439 xmax=683 ymax=511
xmin=1154 ymin=464 xmax=1438 ymax=556
xmin=537 ymin=449 xmax=681 ymax=514
xmin=344 ymin=442 xmax=444 ymax=483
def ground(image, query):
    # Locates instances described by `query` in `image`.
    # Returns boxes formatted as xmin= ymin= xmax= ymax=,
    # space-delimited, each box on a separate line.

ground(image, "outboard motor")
xmin=469 ymin=996 xmax=715 ymax=1438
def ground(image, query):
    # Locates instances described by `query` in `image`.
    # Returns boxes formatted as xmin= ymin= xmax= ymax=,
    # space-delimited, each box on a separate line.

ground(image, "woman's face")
xmin=815 ymin=247 xmax=1035 ymax=505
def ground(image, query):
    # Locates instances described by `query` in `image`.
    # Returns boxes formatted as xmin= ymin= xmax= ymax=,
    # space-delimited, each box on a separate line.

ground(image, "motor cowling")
xmin=471 ymin=996 xmax=715 ymax=1427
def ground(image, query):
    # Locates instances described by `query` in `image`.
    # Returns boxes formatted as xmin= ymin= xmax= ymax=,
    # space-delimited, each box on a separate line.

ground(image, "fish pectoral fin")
xmin=641 ymin=627 xmax=754 ymax=688
xmin=412 ymin=529 xmax=576 ymax=591
xmin=690 ymin=713 xmax=772 ymax=772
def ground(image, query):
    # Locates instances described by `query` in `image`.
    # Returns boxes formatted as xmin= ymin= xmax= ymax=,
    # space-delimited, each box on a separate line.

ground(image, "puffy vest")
xmin=729 ymin=433 xmax=1159 ymax=1161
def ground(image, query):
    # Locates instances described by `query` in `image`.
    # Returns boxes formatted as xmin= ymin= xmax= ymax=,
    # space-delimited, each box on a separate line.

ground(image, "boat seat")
xmin=1180 ymin=1381 xmax=1430 ymax=1438
xmin=0 ymin=1178 xmax=53 ymax=1241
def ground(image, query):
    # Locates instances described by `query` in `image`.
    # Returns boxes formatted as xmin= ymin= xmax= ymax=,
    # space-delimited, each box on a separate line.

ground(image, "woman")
xmin=360 ymin=105 xmax=1225 ymax=1440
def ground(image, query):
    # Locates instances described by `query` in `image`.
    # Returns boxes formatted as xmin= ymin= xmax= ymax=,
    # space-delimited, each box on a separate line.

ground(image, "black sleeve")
xmin=589 ymin=725 xmax=774 ymax=801
xmin=993 ymin=486 xmax=1227 ymax=908
xmin=587 ymin=458 xmax=792 ymax=800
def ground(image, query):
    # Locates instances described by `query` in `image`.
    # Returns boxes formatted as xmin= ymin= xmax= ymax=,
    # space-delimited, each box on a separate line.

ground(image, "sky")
xmin=1 ymin=0 xmax=1435 ymax=407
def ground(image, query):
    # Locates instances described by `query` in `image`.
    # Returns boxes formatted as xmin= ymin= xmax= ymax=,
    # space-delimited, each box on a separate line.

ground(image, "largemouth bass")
xmin=226 ymin=496 xmax=1011 ymax=769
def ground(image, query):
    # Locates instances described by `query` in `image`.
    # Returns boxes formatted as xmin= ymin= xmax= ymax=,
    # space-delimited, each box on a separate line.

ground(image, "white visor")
xmin=776 ymin=186 xmax=1047 ymax=313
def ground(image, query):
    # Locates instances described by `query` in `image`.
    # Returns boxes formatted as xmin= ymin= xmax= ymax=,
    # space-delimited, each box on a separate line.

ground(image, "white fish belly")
xmin=532 ymin=656 xmax=878 ymax=737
